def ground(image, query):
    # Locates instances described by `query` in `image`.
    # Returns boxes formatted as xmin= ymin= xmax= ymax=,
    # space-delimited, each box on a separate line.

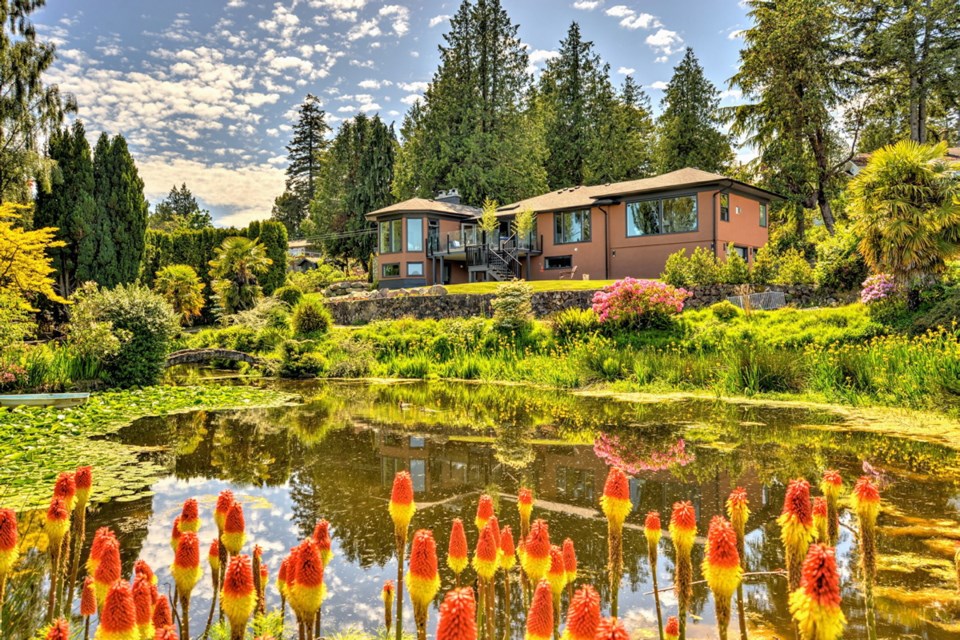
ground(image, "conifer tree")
xmin=591 ymin=76 xmax=657 ymax=183
xmin=657 ymin=48 xmax=733 ymax=174
xmin=274 ymin=94 xmax=331 ymax=237
xmin=149 ymin=183 xmax=212 ymax=231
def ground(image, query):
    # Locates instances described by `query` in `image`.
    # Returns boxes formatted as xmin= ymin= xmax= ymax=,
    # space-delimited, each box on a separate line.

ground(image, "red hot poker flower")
xmin=179 ymin=498 xmax=200 ymax=533
xmin=500 ymin=526 xmax=517 ymax=571
xmin=74 ymin=466 xmax=93 ymax=506
xmin=222 ymin=502 xmax=246 ymax=554
xmin=562 ymin=538 xmax=577 ymax=582
xmin=132 ymin=575 xmax=155 ymax=636
xmin=782 ymin=479 xmax=813 ymax=525
xmin=388 ymin=471 xmax=416 ymax=535
xmin=134 ymin=559 xmax=157 ymax=586
xmin=155 ymin=626 xmax=179 ymax=640
xmin=215 ymin=490 xmax=235 ymax=532
xmin=448 ymin=518 xmax=468 ymax=575
xmin=222 ymin=554 xmax=257 ymax=631
xmin=664 ymin=616 xmax=680 ymax=640
xmin=407 ymin=529 xmax=441 ymax=606
xmin=99 ymin=580 xmax=137 ymax=636
xmin=521 ymin=519 xmax=551 ymax=581
xmin=475 ymin=494 xmax=495 ymax=531
xmin=87 ymin=527 xmax=114 ymax=575
xmin=45 ymin=497 xmax=70 ymax=546
xmin=153 ymin=594 xmax=173 ymax=629
xmin=547 ymin=545 xmax=566 ymax=596
xmin=436 ymin=587 xmax=477 ymax=640
xmin=789 ymin=544 xmax=846 ymax=640
xmin=313 ymin=519 xmax=333 ymax=566
xmin=563 ymin=584 xmax=600 ymax=640
xmin=852 ymin=476 xmax=880 ymax=519
xmin=525 ymin=580 xmax=554 ymax=640
xmin=594 ymin=617 xmax=629 ymax=640
xmin=80 ymin=576 xmax=97 ymax=617
xmin=53 ymin=472 xmax=77 ymax=511
xmin=600 ymin=467 xmax=632 ymax=528
xmin=170 ymin=516 xmax=182 ymax=552
xmin=0 ymin=508 xmax=18 ymax=578
xmin=45 ymin=619 xmax=70 ymax=640
xmin=669 ymin=501 xmax=697 ymax=554
xmin=94 ymin=537 xmax=122 ymax=608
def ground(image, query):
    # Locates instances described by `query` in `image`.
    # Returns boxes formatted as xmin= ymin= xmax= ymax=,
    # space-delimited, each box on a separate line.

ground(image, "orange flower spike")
xmin=447 ymin=518 xmax=469 ymax=576
xmin=521 ymin=519 xmax=551 ymax=582
xmin=179 ymin=498 xmax=200 ymax=534
xmin=0 ymin=508 xmax=19 ymax=579
xmin=788 ymin=544 xmax=846 ymax=640
xmin=132 ymin=575 xmax=156 ymax=639
xmin=388 ymin=471 xmax=416 ymax=537
xmin=221 ymin=555 xmax=257 ymax=635
xmin=45 ymin=618 xmax=71 ymax=640
xmin=152 ymin=595 xmax=173 ymax=630
xmin=812 ymin=497 xmax=828 ymax=541
xmin=75 ymin=465 xmax=93 ymax=509
xmin=290 ymin=539 xmax=326 ymax=621
xmin=562 ymin=538 xmax=577 ymax=583
xmin=276 ymin=555 xmax=291 ymax=598
xmin=87 ymin=527 xmax=114 ymax=576
xmin=313 ymin=519 xmax=334 ymax=566
xmin=726 ymin=487 xmax=750 ymax=539
xmin=703 ymin=516 xmax=742 ymax=599
xmin=599 ymin=467 xmax=632 ymax=529
xmin=382 ymin=580 xmax=395 ymax=630
xmin=525 ymin=580 xmax=554 ymax=640
xmin=222 ymin=502 xmax=246 ymax=555
xmin=80 ymin=576 xmax=97 ymax=617
xmin=594 ymin=617 xmax=629 ymax=640
xmin=500 ymin=526 xmax=517 ymax=571
xmin=475 ymin=494 xmax=495 ymax=531
xmin=518 ymin=488 xmax=534 ymax=533
xmin=820 ymin=470 xmax=842 ymax=501
xmin=664 ymin=616 xmax=680 ymax=640
xmin=169 ymin=516 xmax=182 ymax=553
xmin=436 ymin=587 xmax=477 ymax=640
xmin=407 ymin=529 xmax=441 ymax=606
xmin=154 ymin=626 xmax=179 ymax=640
xmin=669 ymin=501 xmax=697 ymax=555
xmin=96 ymin=580 xmax=138 ymax=640
xmin=134 ymin=559 xmax=157 ymax=586
xmin=53 ymin=472 xmax=77 ymax=512
xmin=215 ymin=490 xmax=235 ymax=533
xmin=45 ymin=496 xmax=71 ymax=549
xmin=547 ymin=545 xmax=566 ymax=597
xmin=94 ymin=537 xmax=122 ymax=608
xmin=208 ymin=540 xmax=221 ymax=575
xmin=644 ymin=511 xmax=662 ymax=550
xmin=171 ymin=532 xmax=202 ymax=596
xmin=778 ymin=479 xmax=815 ymax=591
xmin=561 ymin=584 xmax=600 ymax=640
xmin=852 ymin=476 xmax=880 ymax=524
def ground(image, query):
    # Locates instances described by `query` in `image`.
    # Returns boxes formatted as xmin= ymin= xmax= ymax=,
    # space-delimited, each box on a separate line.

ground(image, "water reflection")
xmin=6 ymin=381 xmax=960 ymax=639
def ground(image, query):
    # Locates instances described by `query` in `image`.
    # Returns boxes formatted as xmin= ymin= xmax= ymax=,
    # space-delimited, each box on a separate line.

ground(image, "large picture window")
xmin=554 ymin=209 xmax=591 ymax=244
xmin=379 ymin=219 xmax=402 ymax=254
xmin=626 ymin=195 xmax=698 ymax=237
xmin=406 ymin=218 xmax=423 ymax=252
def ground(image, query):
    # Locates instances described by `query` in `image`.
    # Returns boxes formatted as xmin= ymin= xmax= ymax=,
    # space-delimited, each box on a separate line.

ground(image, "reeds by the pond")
xmin=0 ymin=462 xmax=906 ymax=640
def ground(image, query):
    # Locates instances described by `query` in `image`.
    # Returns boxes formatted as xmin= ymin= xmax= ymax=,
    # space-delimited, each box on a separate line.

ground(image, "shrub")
xmin=591 ymin=278 xmax=689 ymax=330
xmin=911 ymin=292 xmax=960 ymax=335
xmin=814 ymin=226 xmax=868 ymax=291
xmin=71 ymin=283 xmax=179 ymax=387
xmin=722 ymin=245 xmax=750 ymax=284
xmin=860 ymin=274 xmax=896 ymax=304
xmin=710 ymin=300 xmax=742 ymax=322
xmin=774 ymin=248 xmax=815 ymax=285
xmin=491 ymin=281 xmax=534 ymax=334
xmin=273 ymin=286 xmax=303 ymax=307
xmin=225 ymin=297 xmax=290 ymax=332
xmin=285 ymin=264 xmax=348 ymax=293
xmin=552 ymin=308 xmax=600 ymax=343
xmin=661 ymin=249 xmax=691 ymax=287
xmin=687 ymin=247 xmax=722 ymax=286
xmin=292 ymin=298 xmax=333 ymax=338
xmin=751 ymin=245 xmax=777 ymax=285
xmin=278 ymin=339 xmax=327 ymax=378
xmin=67 ymin=283 xmax=124 ymax=365
xmin=0 ymin=293 xmax=35 ymax=349
xmin=153 ymin=264 xmax=204 ymax=325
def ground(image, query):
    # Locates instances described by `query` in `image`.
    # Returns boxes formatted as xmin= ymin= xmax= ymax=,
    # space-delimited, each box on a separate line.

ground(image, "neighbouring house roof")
xmin=853 ymin=146 xmax=960 ymax=168
xmin=288 ymin=239 xmax=313 ymax=248
xmin=364 ymin=197 xmax=482 ymax=220
xmin=498 ymin=167 xmax=782 ymax=214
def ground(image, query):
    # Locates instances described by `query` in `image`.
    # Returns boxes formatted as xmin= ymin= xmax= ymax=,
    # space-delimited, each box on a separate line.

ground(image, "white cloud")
xmin=358 ymin=101 xmax=382 ymax=113
xmin=646 ymin=29 xmax=682 ymax=55
xmin=358 ymin=79 xmax=391 ymax=89
xmin=348 ymin=19 xmax=381 ymax=40
xmin=226 ymin=0 xmax=244 ymax=7
xmin=397 ymin=81 xmax=428 ymax=92
xmin=604 ymin=5 xmax=662 ymax=30
xmin=526 ymin=49 xmax=559 ymax=75
xmin=719 ymin=89 xmax=743 ymax=100
xmin=400 ymin=93 xmax=421 ymax=105
xmin=605 ymin=5 xmax=633 ymax=17
xmin=429 ymin=14 xmax=451 ymax=27
xmin=655 ymin=55 xmax=669 ymax=63
xmin=617 ymin=66 xmax=635 ymax=75
xmin=728 ymin=29 xmax=746 ymax=40
xmin=573 ymin=0 xmax=601 ymax=9
xmin=338 ymin=105 xmax=358 ymax=113
xmin=649 ymin=81 xmax=668 ymax=90
xmin=380 ymin=5 xmax=411 ymax=37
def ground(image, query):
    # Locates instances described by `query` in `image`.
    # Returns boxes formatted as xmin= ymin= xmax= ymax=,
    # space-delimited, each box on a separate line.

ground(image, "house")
xmin=288 ymin=238 xmax=322 ymax=258
xmin=367 ymin=168 xmax=781 ymax=287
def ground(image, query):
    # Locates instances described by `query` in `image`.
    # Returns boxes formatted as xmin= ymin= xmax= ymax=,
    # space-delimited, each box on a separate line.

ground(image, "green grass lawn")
xmin=444 ymin=279 xmax=617 ymax=294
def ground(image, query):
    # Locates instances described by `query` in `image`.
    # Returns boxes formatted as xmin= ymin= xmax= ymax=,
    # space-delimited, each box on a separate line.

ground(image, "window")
xmin=407 ymin=262 xmax=424 ymax=277
xmin=554 ymin=209 xmax=591 ymax=244
xmin=407 ymin=218 xmax=423 ymax=252
xmin=760 ymin=204 xmax=768 ymax=228
xmin=379 ymin=219 xmax=402 ymax=253
xmin=729 ymin=245 xmax=748 ymax=260
xmin=381 ymin=263 xmax=400 ymax=277
xmin=662 ymin=196 xmax=698 ymax=233
xmin=720 ymin=193 xmax=730 ymax=222
xmin=544 ymin=255 xmax=573 ymax=270
xmin=627 ymin=200 xmax=660 ymax=236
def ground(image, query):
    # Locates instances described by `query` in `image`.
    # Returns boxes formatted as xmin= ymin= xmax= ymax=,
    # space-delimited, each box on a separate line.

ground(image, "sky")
xmin=35 ymin=0 xmax=753 ymax=227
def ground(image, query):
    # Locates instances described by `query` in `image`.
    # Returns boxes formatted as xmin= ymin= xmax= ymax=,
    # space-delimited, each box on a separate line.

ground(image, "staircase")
xmin=486 ymin=244 xmax=521 ymax=281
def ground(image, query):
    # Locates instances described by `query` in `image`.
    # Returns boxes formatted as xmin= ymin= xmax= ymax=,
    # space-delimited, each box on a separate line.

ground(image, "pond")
xmin=5 ymin=380 xmax=960 ymax=639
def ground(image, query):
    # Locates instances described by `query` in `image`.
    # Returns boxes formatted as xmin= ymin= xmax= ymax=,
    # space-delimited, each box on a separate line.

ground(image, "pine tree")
xmin=92 ymin=133 xmax=149 ymax=287
xmin=34 ymin=121 xmax=97 ymax=296
xmin=392 ymin=0 xmax=547 ymax=205
xmin=149 ymin=183 xmax=212 ymax=231
xmin=656 ymin=48 xmax=733 ymax=174
xmin=538 ymin=22 xmax=618 ymax=188
xmin=311 ymin=114 xmax=396 ymax=269
xmin=590 ymin=76 xmax=657 ymax=183
xmin=275 ymin=94 xmax=331 ymax=236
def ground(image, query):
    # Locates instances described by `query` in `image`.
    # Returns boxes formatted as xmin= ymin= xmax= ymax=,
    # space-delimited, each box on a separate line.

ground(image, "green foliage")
xmin=209 ymin=236 xmax=272 ymax=316
xmin=513 ymin=209 xmax=537 ymax=243
xmin=148 ymin=182 xmax=212 ymax=231
xmin=275 ymin=94 xmax=331 ymax=237
xmin=722 ymin=245 xmax=750 ymax=284
xmin=274 ymin=286 xmax=303 ymax=307
xmin=224 ymin=297 xmax=291 ymax=332
xmin=292 ymin=298 xmax=333 ymax=338
xmin=774 ymin=248 xmax=815 ymax=285
xmin=661 ymin=249 xmax=691 ymax=287
xmin=252 ymin=220 xmax=288 ymax=295
xmin=478 ymin=198 xmax=499 ymax=236
xmin=551 ymin=307 xmax=600 ymax=344
xmin=286 ymin=264 xmax=349 ymax=293
xmin=66 ymin=282 xmax=124 ymax=365
xmin=279 ymin=339 xmax=327 ymax=378
xmin=71 ymin=283 xmax=179 ymax=388
xmin=814 ymin=225 xmax=868 ymax=291
xmin=911 ymin=292 xmax=960 ymax=335
xmin=687 ymin=246 xmax=723 ymax=286
xmin=491 ymin=281 xmax=534 ymax=334
xmin=153 ymin=264 xmax=205 ymax=324
xmin=0 ymin=293 xmax=34 ymax=349
xmin=710 ymin=300 xmax=743 ymax=322
xmin=751 ymin=245 xmax=778 ymax=285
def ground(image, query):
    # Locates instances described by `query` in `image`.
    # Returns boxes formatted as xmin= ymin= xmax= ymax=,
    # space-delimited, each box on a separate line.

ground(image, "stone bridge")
xmin=165 ymin=348 xmax=261 ymax=367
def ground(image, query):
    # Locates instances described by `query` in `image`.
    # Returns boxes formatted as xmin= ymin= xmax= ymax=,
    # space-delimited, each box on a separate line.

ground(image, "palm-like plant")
xmin=850 ymin=140 xmax=960 ymax=287
xmin=154 ymin=264 xmax=205 ymax=324
xmin=209 ymin=236 xmax=273 ymax=315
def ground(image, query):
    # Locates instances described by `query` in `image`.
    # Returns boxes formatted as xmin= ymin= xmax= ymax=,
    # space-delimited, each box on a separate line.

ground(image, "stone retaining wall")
xmin=325 ymin=284 xmax=847 ymax=325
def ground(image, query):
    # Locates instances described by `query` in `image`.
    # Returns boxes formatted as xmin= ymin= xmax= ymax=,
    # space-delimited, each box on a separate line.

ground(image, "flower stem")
xmin=396 ymin=535 xmax=406 ymax=640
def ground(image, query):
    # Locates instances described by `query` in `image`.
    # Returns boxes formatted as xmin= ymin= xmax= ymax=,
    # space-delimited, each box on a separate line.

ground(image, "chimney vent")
xmin=435 ymin=189 xmax=461 ymax=205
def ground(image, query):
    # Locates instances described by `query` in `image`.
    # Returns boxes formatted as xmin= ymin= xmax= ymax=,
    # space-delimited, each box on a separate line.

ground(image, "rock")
xmin=428 ymin=285 xmax=448 ymax=296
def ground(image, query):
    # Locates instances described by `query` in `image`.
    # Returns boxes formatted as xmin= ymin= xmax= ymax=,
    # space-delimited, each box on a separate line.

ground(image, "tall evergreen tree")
xmin=656 ymin=48 xmax=733 ymax=174
xmin=148 ymin=183 xmax=212 ymax=231
xmin=311 ymin=113 xmax=396 ymax=269
xmin=92 ymin=133 xmax=149 ymax=286
xmin=273 ymin=94 xmax=331 ymax=237
xmin=730 ymin=0 xmax=856 ymax=235
xmin=392 ymin=0 xmax=547 ymax=205
xmin=538 ymin=22 xmax=617 ymax=188
xmin=0 ymin=0 xmax=75 ymax=203
xmin=592 ymin=76 xmax=657 ymax=183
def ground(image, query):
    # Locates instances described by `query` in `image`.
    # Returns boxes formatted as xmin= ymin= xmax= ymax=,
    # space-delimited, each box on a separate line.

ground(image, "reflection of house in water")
xmin=373 ymin=431 xmax=780 ymax=532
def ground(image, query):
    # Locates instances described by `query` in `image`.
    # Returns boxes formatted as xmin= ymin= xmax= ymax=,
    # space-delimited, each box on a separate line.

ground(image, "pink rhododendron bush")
xmin=591 ymin=278 xmax=690 ymax=329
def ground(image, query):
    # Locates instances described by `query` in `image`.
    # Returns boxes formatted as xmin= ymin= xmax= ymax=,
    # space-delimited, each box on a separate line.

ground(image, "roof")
xmin=854 ymin=147 xmax=960 ymax=167
xmin=365 ymin=197 xmax=482 ymax=220
xmin=498 ymin=167 xmax=782 ymax=214
xmin=288 ymin=239 xmax=313 ymax=248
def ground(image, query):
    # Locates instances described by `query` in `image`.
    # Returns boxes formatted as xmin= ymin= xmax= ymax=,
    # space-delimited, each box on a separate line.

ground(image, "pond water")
xmin=6 ymin=381 xmax=960 ymax=639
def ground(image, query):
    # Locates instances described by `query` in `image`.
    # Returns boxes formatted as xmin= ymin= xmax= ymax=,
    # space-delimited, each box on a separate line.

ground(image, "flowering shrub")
xmin=0 ymin=362 xmax=26 ymax=389
xmin=860 ymin=274 xmax=896 ymax=304
xmin=593 ymin=433 xmax=695 ymax=472
xmin=591 ymin=278 xmax=689 ymax=329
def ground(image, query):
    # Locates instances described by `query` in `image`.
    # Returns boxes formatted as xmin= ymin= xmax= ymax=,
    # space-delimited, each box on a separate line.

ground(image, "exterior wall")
xmin=528 ymin=207 xmax=608 ymax=281
xmin=716 ymin=191 xmax=769 ymax=262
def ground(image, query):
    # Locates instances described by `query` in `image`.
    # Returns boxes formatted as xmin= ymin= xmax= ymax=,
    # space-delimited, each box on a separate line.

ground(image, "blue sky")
xmin=35 ymin=0 xmax=751 ymax=226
